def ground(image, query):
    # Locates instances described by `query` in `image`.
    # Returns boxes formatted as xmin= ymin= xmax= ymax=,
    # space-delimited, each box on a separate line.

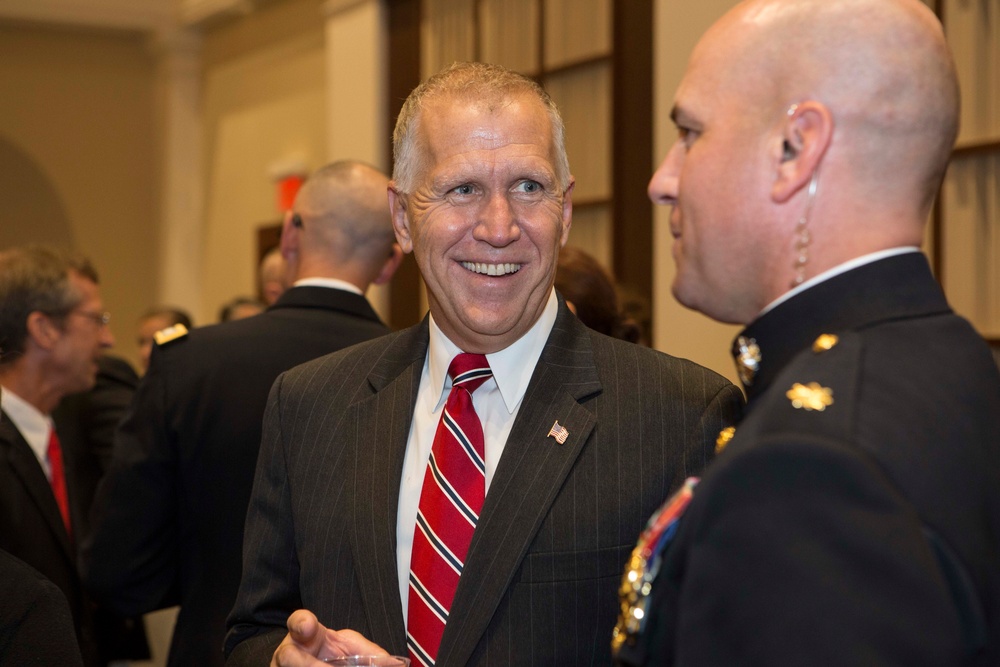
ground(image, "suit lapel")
xmin=351 ymin=322 xmax=430 ymax=655
xmin=437 ymin=306 xmax=603 ymax=666
xmin=0 ymin=412 xmax=74 ymax=560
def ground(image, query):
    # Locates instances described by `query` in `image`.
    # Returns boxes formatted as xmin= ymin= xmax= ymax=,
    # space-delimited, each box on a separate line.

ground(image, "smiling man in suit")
xmin=0 ymin=245 xmax=115 ymax=666
xmin=224 ymin=62 xmax=744 ymax=667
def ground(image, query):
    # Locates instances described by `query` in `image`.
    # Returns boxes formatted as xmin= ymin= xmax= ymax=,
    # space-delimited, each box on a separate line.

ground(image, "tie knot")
xmin=448 ymin=353 xmax=492 ymax=392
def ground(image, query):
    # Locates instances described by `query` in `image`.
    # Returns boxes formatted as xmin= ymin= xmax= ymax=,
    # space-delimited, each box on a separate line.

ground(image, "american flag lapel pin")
xmin=547 ymin=420 xmax=569 ymax=444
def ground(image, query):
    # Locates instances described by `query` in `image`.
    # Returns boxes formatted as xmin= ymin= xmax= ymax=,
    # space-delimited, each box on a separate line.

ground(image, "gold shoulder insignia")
xmin=154 ymin=323 xmax=189 ymax=346
xmin=812 ymin=334 xmax=839 ymax=353
xmin=786 ymin=382 xmax=833 ymax=411
xmin=715 ymin=426 xmax=736 ymax=454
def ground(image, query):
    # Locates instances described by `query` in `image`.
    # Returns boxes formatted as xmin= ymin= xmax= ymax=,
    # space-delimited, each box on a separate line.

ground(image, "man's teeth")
xmin=462 ymin=262 xmax=521 ymax=276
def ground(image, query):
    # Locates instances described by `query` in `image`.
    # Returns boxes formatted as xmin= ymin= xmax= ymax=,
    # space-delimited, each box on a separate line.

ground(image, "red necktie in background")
xmin=407 ymin=353 xmax=492 ymax=667
xmin=47 ymin=429 xmax=72 ymax=539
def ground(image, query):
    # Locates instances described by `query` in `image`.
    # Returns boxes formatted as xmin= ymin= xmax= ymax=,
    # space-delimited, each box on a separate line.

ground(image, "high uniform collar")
xmin=733 ymin=252 xmax=951 ymax=405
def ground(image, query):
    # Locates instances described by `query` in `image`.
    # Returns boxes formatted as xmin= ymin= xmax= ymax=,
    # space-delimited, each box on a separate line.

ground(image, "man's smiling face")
xmin=389 ymin=92 xmax=573 ymax=353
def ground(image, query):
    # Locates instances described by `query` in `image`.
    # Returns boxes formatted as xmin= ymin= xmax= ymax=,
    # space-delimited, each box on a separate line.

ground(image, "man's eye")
xmin=514 ymin=180 xmax=542 ymax=194
xmin=677 ymin=127 xmax=698 ymax=147
xmin=452 ymin=184 xmax=475 ymax=196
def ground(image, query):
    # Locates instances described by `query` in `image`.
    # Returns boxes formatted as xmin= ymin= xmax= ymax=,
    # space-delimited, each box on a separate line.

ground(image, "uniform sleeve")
xmin=671 ymin=437 xmax=965 ymax=666
xmin=224 ymin=373 xmax=302 ymax=665
xmin=81 ymin=346 xmax=180 ymax=615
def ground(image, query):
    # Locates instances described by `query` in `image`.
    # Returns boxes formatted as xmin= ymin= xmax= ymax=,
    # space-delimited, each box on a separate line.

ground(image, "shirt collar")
xmin=428 ymin=288 xmax=559 ymax=414
xmin=0 ymin=385 xmax=54 ymax=462
xmin=292 ymin=277 xmax=363 ymax=295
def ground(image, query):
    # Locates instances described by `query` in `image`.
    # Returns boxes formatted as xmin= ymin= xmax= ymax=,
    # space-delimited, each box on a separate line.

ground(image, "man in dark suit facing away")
xmin=0 ymin=245 xmax=115 ymax=667
xmin=83 ymin=160 xmax=403 ymax=667
xmin=224 ymin=62 xmax=744 ymax=667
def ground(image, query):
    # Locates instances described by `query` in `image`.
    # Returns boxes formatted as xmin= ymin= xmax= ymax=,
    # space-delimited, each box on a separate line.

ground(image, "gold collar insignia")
xmin=786 ymin=382 xmax=833 ymax=411
xmin=735 ymin=336 xmax=761 ymax=386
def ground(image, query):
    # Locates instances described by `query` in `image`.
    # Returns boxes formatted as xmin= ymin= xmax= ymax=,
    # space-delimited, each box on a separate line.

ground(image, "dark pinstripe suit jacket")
xmin=225 ymin=300 xmax=744 ymax=666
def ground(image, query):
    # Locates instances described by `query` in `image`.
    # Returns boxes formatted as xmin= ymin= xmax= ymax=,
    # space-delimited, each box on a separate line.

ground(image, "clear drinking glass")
xmin=322 ymin=656 xmax=410 ymax=666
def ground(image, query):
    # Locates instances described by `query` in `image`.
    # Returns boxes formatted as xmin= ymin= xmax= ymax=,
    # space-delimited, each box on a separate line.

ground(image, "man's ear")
xmin=772 ymin=101 xmax=833 ymax=203
xmin=280 ymin=210 xmax=300 ymax=261
xmin=559 ymin=179 xmax=575 ymax=247
xmin=373 ymin=243 xmax=405 ymax=286
xmin=25 ymin=311 xmax=61 ymax=351
xmin=387 ymin=184 xmax=414 ymax=254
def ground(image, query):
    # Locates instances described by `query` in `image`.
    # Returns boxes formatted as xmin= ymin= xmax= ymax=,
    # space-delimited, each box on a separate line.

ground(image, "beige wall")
xmin=651 ymin=0 xmax=742 ymax=386
xmin=2 ymin=0 xmax=992 ymax=374
xmin=0 ymin=20 xmax=158 ymax=370
xmin=199 ymin=0 xmax=327 ymax=325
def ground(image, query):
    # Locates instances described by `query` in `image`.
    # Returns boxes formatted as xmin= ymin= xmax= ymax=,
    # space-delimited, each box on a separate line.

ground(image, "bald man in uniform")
xmin=613 ymin=0 xmax=1000 ymax=665
xmin=84 ymin=161 xmax=403 ymax=667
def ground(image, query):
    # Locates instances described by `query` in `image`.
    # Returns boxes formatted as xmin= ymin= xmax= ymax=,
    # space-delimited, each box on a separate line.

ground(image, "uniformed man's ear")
xmin=388 ymin=184 xmax=414 ymax=254
xmin=772 ymin=101 xmax=832 ymax=203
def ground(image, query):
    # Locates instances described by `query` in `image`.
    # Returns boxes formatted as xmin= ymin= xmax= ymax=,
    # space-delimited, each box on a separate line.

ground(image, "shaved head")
xmin=703 ymin=0 xmax=958 ymax=214
xmin=294 ymin=161 xmax=393 ymax=262
xmin=650 ymin=0 xmax=960 ymax=323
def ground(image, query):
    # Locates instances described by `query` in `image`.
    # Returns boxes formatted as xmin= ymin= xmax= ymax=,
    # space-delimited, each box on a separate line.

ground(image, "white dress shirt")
xmin=395 ymin=289 xmax=560 ymax=619
xmin=0 ymin=385 xmax=56 ymax=480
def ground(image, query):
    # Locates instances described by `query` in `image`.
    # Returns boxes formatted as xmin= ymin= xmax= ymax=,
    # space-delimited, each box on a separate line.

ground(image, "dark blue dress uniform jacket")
xmin=616 ymin=252 xmax=1000 ymax=666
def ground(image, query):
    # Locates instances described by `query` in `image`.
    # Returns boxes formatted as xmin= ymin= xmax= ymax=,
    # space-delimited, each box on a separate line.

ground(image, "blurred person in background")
xmin=84 ymin=160 xmax=403 ymax=667
xmin=0 ymin=245 xmax=114 ymax=666
xmin=136 ymin=306 xmax=192 ymax=374
xmin=259 ymin=246 xmax=290 ymax=306
xmin=554 ymin=245 xmax=643 ymax=344
xmin=218 ymin=296 xmax=266 ymax=322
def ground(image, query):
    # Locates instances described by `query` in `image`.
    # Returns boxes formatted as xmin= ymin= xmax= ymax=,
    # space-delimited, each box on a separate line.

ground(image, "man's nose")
xmin=100 ymin=326 xmax=115 ymax=349
xmin=473 ymin=193 xmax=521 ymax=247
xmin=648 ymin=141 xmax=682 ymax=206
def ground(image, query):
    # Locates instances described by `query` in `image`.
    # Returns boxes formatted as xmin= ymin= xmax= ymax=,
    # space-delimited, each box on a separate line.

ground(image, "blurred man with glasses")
xmin=0 ymin=244 xmax=115 ymax=666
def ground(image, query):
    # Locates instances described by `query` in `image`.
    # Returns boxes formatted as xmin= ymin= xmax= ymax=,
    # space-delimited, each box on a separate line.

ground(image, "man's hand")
xmin=271 ymin=610 xmax=390 ymax=666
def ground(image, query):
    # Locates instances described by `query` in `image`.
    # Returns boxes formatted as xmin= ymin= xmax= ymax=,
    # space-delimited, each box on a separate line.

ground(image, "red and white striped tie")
xmin=407 ymin=353 xmax=492 ymax=666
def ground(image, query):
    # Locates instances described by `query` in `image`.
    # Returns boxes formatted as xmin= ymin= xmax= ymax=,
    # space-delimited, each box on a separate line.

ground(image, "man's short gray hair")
xmin=392 ymin=62 xmax=571 ymax=193
xmin=0 ymin=245 xmax=98 ymax=365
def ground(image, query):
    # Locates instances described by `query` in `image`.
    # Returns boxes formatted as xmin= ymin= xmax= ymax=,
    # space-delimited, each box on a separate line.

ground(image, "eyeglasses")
xmin=71 ymin=310 xmax=112 ymax=327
